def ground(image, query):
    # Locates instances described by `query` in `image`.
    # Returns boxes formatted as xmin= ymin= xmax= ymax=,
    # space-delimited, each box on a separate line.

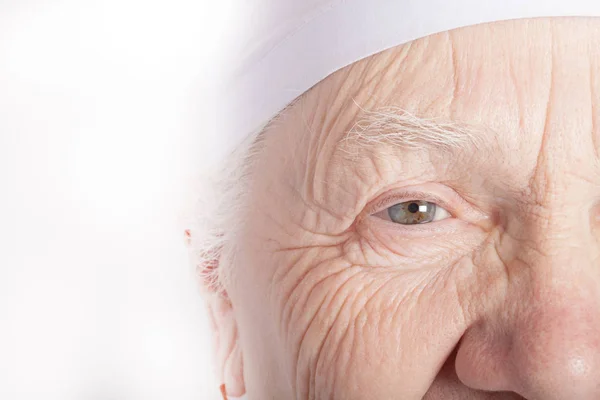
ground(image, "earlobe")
xmin=223 ymin=329 xmax=245 ymax=397
xmin=206 ymin=293 xmax=246 ymax=398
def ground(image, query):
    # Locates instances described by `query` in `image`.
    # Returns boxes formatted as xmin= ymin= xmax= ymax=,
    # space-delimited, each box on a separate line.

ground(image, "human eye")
xmin=362 ymin=184 xmax=491 ymax=240
xmin=373 ymin=199 xmax=451 ymax=225
xmin=367 ymin=188 xmax=458 ymax=227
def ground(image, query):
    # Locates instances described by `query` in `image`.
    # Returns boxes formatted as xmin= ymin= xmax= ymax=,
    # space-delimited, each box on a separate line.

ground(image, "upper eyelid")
xmin=366 ymin=190 xmax=456 ymax=216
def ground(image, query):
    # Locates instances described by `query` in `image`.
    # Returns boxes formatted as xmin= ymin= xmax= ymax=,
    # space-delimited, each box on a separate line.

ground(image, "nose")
xmin=454 ymin=225 xmax=600 ymax=399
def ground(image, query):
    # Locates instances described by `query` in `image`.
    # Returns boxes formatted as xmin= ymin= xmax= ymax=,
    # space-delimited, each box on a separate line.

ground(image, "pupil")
xmin=407 ymin=202 xmax=419 ymax=213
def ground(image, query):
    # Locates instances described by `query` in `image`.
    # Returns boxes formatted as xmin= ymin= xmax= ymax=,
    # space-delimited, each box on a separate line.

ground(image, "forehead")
xmin=249 ymin=18 xmax=600 ymax=228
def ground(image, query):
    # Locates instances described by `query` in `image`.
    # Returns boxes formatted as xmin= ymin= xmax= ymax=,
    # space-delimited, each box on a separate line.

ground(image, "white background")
xmin=0 ymin=1 xmax=241 ymax=399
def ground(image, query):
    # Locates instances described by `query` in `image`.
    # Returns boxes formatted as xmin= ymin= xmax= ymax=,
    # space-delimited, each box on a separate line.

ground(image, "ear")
xmin=205 ymin=291 xmax=246 ymax=397
xmin=187 ymin=229 xmax=245 ymax=398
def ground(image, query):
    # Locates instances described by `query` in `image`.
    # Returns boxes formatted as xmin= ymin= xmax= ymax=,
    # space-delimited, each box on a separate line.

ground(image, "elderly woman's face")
xmin=213 ymin=18 xmax=600 ymax=399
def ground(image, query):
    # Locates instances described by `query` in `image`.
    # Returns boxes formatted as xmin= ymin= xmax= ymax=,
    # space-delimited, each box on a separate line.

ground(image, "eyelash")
xmin=368 ymin=190 xmax=456 ymax=218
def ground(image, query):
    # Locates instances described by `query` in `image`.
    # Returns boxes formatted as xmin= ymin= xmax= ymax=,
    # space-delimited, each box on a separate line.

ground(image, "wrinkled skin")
xmin=207 ymin=18 xmax=600 ymax=399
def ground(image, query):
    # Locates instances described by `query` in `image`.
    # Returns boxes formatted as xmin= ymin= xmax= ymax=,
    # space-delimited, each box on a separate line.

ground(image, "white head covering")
xmin=214 ymin=0 xmax=600 ymax=159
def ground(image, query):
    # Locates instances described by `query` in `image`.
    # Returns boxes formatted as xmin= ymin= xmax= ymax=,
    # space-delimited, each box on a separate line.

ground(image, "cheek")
xmin=276 ymin=245 xmax=478 ymax=400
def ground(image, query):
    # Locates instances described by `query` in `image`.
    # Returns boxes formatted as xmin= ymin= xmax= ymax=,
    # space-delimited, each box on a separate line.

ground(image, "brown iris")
xmin=387 ymin=200 xmax=437 ymax=224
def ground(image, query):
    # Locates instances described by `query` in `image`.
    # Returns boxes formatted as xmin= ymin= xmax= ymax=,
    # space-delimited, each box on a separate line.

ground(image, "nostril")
xmin=454 ymin=328 xmax=514 ymax=393
xmin=426 ymin=341 xmax=527 ymax=399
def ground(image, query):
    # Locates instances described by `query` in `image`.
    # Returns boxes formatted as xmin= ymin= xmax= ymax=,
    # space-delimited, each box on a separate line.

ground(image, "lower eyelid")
xmin=365 ymin=215 xmax=467 ymax=238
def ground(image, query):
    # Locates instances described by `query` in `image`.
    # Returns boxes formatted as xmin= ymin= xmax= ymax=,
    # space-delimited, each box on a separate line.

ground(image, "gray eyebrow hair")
xmin=339 ymin=104 xmax=487 ymax=156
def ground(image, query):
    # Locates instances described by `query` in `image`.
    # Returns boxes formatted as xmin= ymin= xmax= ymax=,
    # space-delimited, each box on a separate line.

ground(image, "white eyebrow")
xmin=339 ymin=104 xmax=488 ymax=155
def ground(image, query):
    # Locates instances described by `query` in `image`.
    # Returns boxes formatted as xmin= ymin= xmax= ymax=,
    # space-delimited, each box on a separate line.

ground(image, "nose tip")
xmin=511 ymin=345 xmax=599 ymax=399
xmin=455 ymin=301 xmax=600 ymax=399
xmin=506 ymin=282 xmax=600 ymax=398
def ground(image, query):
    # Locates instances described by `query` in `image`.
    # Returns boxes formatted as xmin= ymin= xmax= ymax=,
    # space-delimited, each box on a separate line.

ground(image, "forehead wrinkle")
xmin=297 ymin=79 xmax=370 ymax=212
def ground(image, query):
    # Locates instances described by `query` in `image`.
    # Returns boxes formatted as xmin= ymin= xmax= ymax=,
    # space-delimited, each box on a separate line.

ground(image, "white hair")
xmin=187 ymin=128 xmax=265 ymax=296
xmin=187 ymin=99 xmax=299 ymax=297
xmin=341 ymin=103 xmax=485 ymax=156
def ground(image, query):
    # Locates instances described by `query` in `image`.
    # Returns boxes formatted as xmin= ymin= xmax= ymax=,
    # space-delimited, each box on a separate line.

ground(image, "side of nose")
xmin=454 ymin=225 xmax=600 ymax=399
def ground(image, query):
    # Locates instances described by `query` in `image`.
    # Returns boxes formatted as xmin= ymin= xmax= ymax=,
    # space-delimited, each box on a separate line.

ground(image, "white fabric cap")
xmin=216 ymin=0 xmax=600 ymax=158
